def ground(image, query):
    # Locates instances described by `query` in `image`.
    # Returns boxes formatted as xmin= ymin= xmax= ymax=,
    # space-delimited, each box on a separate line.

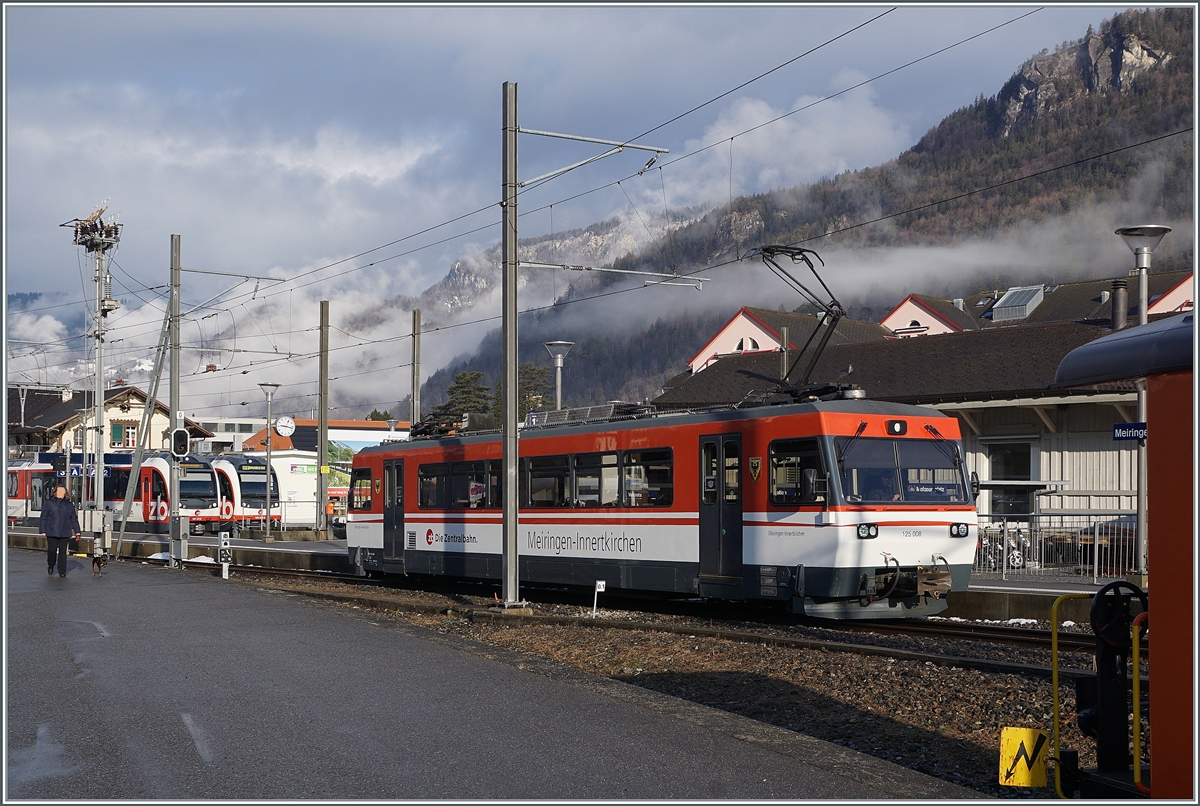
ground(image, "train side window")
xmin=451 ymin=462 xmax=488 ymax=509
xmin=7 ymin=471 xmax=17 ymax=498
xmin=769 ymin=439 xmax=825 ymax=505
xmin=573 ymin=453 xmax=619 ymax=507
xmin=217 ymin=472 xmax=233 ymax=504
xmin=701 ymin=442 xmax=717 ymax=505
xmin=723 ymin=441 xmax=740 ymax=502
xmin=624 ymin=449 xmax=673 ymax=507
xmin=152 ymin=471 xmax=167 ymax=500
xmin=109 ymin=469 xmax=131 ymax=502
xmin=31 ymin=476 xmax=46 ymax=511
xmin=528 ymin=455 xmax=569 ymax=508
xmin=487 ymin=461 xmax=503 ymax=509
xmin=418 ymin=463 xmax=451 ymax=509
xmin=350 ymin=468 xmax=373 ymax=510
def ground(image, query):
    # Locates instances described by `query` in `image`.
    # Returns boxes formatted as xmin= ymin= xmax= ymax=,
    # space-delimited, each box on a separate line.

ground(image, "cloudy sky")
xmin=4 ymin=4 xmax=1150 ymax=419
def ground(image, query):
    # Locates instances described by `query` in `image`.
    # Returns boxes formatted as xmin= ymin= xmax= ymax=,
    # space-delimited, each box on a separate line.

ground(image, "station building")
xmin=6 ymin=384 xmax=212 ymax=458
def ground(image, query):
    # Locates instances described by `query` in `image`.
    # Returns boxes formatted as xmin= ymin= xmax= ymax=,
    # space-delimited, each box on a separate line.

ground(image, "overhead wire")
xmin=120 ymin=8 xmax=900 ymax=315
xmin=17 ymin=7 xmax=905 ymax=377
xmin=28 ymin=125 xmax=1190 ymax=390
xmin=515 ymin=7 xmax=1046 ymax=220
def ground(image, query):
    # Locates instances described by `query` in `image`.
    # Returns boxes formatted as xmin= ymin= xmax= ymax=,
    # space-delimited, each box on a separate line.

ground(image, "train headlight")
xmin=856 ymin=523 xmax=879 ymax=539
xmin=950 ymin=523 xmax=970 ymax=537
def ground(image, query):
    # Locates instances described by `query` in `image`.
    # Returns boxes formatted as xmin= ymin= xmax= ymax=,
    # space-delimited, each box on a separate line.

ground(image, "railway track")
xmin=92 ymin=552 xmax=1122 ymax=664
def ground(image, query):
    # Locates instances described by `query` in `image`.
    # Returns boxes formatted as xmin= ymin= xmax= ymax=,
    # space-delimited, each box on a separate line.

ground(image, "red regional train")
xmin=346 ymin=398 xmax=978 ymax=618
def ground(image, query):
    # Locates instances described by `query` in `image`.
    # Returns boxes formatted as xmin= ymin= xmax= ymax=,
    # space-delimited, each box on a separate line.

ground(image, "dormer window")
xmin=735 ymin=337 xmax=759 ymax=352
xmin=909 ymin=320 xmax=921 ymax=328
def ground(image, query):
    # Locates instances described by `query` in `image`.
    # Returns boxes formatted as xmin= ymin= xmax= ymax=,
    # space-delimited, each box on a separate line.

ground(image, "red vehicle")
xmin=346 ymin=398 xmax=978 ymax=619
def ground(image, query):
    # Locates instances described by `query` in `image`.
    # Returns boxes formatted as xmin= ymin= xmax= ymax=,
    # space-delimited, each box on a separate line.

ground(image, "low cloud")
xmin=649 ymin=79 xmax=913 ymax=214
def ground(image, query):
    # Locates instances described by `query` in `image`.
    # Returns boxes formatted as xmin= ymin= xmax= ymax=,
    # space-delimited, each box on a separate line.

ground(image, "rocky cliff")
xmin=996 ymin=20 xmax=1173 ymax=137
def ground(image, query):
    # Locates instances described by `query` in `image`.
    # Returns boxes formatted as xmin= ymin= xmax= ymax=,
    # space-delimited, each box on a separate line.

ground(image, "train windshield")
xmin=835 ymin=437 xmax=969 ymax=504
xmin=237 ymin=465 xmax=279 ymax=503
xmin=178 ymin=462 xmax=217 ymax=505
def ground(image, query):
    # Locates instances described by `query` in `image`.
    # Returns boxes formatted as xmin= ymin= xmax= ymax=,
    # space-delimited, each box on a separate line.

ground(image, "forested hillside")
xmin=420 ymin=308 xmax=730 ymax=412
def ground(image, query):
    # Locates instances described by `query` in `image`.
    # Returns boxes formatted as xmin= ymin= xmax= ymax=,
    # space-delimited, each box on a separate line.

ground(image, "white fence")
xmin=232 ymin=500 xmax=317 ymax=532
xmin=973 ymin=512 xmax=1138 ymax=583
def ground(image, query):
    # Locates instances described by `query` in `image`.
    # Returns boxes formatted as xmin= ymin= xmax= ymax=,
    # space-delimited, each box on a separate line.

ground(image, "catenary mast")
xmin=64 ymin=207 xmax=121 ymax=511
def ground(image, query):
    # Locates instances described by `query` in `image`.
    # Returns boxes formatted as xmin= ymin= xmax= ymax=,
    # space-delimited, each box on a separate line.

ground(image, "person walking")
xmin=40 ymin=484 xmax=81 ymax=578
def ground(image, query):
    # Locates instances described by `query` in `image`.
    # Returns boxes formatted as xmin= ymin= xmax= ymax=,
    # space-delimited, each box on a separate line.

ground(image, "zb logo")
xmin=999 ymin=727 xmax=1049 ymax=788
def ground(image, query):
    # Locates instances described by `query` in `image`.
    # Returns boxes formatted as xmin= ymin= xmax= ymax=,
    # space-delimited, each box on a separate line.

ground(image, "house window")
xmin=735 ymin=337 xmax=759 ymax=352
xmin=110 ymin=423 xmax=137 ymax=448
xmin=989 ymin=443 xmax=1032 ymax=516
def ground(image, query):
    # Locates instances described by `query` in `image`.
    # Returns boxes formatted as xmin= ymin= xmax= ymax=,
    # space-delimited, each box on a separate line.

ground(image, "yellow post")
xmin=1132 ymin=611 xmax=1150 ymax=796
xmin=1000 ymin=727 xmax=1050 ymax=787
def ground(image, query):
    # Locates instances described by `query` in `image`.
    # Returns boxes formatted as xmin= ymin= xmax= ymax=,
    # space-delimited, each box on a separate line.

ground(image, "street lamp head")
xmin=1115 ymin=225 xmax=1172 ymax=257
xmin=258 ymin=382 xmax=281 ymax=400
xmin=544 ymin=341 xmax=575 ymax=361
xmin=386 ymin=419 xmax=398 ymax=432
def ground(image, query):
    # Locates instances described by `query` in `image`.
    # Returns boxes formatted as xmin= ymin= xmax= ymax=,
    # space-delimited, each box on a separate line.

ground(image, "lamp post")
xmin=543 ymin=341 xmax=574 ymax=410
xmin=259 ymin=383 xmax=280 ymax=541
xmin=1114 ymin=225 xmax=1170 ymax=580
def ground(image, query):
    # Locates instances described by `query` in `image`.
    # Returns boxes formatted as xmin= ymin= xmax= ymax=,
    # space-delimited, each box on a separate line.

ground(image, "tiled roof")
xmin=7 ymin=386 xmax=212 ymax=436
xmin=743 ymin=307 xmax=892 ymax=347
xmin=959 ymin=270 xmax=1192 ymax=329
xmin=241 ymin=419 xmax=404 ymax=451
xmin=656 ymin=320 xmax=1128 ymax=407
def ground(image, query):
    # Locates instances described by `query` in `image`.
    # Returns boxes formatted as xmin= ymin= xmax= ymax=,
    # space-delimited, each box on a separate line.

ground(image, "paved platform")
xmin=5 ymin=546 xmax=980 ymax=800
xmin=6 ymin=527 xmax=350 ymax=571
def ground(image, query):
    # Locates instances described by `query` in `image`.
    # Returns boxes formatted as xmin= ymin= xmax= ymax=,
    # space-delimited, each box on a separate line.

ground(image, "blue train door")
xmin=699 ymin=434 xmax=743 ymax=596
xmin=383 ymin=459 xmax=404 ymax=567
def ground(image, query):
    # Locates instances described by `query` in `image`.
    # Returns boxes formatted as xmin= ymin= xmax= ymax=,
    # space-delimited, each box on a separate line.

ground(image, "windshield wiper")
xmin=923 ymin=424 xmax=962 ymax=469
xmin=836 ymin=420 xmax=869 ymax=468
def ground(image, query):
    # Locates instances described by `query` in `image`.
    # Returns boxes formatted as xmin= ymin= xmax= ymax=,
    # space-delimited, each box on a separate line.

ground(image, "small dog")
xmin=92 ymin=552 xmax=109 ymax=577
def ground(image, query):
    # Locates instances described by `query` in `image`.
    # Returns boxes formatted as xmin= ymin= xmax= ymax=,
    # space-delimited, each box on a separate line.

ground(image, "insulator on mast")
xmin=101 ymin=273 xmax=120 ymax=315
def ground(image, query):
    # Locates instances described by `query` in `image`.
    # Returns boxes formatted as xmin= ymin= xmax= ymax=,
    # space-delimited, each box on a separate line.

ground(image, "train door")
xmin=141 ymin=467 xmax=169 ymax=528
xmin=8 ymin=470 xmax=35 ymax=523
xmin=30 ymin=472 xmax=47 ymax=514
xmin=698 ymin=434 xmax=743 ymax=595
xmin=382 ymin=459 xmax=405 ymax=567
xmin=216 ymin=468 xmax=235 ymax=526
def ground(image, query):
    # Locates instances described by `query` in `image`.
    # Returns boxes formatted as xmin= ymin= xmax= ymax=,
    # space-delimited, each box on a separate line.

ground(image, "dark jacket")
xmin=40 ymin=497 xmax=81 ymax=538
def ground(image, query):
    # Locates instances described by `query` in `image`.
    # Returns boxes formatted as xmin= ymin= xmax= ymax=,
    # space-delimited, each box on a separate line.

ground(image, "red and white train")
xmin=345 ymin=398 xmax=978 ymax=618
xmin=209 ymin=455 xmax=281 ymax=533
xmin=7 ymin=453 xmax=222 ymax=534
